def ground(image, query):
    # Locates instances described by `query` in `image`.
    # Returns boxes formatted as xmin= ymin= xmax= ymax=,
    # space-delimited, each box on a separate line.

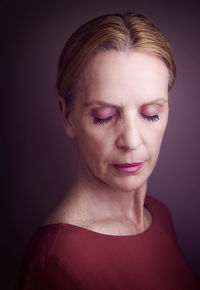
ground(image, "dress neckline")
xmin=38 ymin=197 xmax=155 ymax=238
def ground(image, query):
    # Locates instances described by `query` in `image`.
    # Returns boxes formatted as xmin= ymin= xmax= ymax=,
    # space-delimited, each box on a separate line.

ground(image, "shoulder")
xmin=23 ymin=223 xmax=99 ymax=269
xmin=25 ymin=224 xmax=63 ymax=259
xmin=16 ymin=224 xmax=81 ymax=290
xmin=25 ymin=224 xmax=85 ymax=258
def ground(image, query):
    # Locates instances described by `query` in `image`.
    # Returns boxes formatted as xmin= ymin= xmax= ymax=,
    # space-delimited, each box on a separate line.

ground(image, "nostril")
xmin=116 ymin=126 xmax=142 ymax=150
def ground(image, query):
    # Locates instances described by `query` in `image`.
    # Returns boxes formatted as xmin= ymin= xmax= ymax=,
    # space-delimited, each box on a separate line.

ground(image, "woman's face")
xmin=66 ymin=50 xmax=169 ymax=192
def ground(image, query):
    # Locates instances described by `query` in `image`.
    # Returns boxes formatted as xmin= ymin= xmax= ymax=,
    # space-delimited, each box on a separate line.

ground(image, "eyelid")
xmin=92 ymin=106 xmax=117 ymax=119
xmin=140 ymin=104 xmax=162 ymax=116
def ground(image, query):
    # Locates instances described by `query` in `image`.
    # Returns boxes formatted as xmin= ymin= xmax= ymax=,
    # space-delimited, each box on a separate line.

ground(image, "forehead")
xmin=76 ymin=50 xmax=169 ymax=106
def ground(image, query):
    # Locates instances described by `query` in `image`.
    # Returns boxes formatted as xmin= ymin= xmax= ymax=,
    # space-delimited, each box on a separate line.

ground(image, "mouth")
xmin=113 ymin=162 xmax=143 ymax=173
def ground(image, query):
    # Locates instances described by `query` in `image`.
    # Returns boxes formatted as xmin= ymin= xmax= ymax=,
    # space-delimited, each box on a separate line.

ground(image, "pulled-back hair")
xmin=57 ymin=12 xmax=176 ymax=109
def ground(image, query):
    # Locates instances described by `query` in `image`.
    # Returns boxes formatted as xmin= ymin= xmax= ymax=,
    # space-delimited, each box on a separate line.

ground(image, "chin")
xmin=105 ymin=175 xmax=148 ymax=193
xmin=102 ymin=163 xmax=152 ymax=193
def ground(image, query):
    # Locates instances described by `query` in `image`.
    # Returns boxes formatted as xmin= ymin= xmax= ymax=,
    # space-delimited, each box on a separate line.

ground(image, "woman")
xmin=16 ymin=12 xmax=199 ymax=289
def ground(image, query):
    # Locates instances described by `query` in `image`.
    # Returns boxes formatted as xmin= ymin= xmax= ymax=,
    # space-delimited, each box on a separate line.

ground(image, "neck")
xmin=69 ymin=162 xmax=148 ymax=230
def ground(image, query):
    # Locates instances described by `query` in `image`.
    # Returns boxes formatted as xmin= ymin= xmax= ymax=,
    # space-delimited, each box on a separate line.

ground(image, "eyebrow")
xmin=83 ymin=98 xmax=168 ymax=107
xmin=141 ymin=98 xmax=168 ymax=106
xmin=84 ymin=100 xmax=119 ymax=107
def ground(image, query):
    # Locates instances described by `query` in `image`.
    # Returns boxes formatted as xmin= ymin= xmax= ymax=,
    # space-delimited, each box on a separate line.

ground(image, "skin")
xmin=46 ymin=50 xmax=169 ymax=236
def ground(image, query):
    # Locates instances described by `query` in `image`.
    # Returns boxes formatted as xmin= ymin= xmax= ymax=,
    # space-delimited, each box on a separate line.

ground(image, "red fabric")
xmin=16 ymin=196 xmax=200 ymax=289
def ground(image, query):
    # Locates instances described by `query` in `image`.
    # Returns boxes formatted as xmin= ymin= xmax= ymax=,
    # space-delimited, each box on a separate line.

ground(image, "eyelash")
xmin=141 ymin=114 xmax=160 ymax=122
xmin=93 ymin=114 xmax=159 ymax=125
xmin=93 ymin=116 xmax=113 ymax=125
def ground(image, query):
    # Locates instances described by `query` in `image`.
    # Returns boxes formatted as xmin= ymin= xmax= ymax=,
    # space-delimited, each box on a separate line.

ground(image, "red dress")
xmin=16 ymin=196 xmax=200 ymax=289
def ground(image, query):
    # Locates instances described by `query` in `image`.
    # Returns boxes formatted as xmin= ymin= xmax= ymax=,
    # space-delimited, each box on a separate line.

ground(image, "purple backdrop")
xmin=2 ymin=0 xmax=200 ymax=288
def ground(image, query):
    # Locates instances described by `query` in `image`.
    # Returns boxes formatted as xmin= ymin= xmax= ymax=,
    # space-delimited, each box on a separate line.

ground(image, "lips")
xmin=113 ymin=162 xmax=143 ymax=173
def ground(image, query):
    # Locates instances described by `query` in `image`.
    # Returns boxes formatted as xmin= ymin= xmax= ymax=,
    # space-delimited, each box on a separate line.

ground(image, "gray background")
xmin=2 ymin=0 xmax=200 ymax=288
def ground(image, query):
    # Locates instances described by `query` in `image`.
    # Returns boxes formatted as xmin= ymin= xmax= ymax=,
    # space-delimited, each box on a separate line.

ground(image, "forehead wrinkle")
xmin=77 ymin=51 xmax=169 ymax=109
xmin=83 ymin=97 xmax=168 ymax=108
xmin=84 ymin=100 xmax=122 ymax=108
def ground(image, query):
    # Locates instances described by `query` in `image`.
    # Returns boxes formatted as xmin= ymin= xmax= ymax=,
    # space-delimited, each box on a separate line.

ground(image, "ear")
xmin=58 ymin=96 xmax=76 ymax=138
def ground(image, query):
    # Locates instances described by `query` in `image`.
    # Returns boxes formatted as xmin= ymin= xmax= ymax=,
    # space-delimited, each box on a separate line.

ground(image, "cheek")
xmin=77 ymin=114 xmax=114 ymax=147
xmin=73 ymin=110 xmax=113 ymax=165
xmin=76 ymin=125 xmax=110 ymax=161
xmin=143 ymin=122 xmax=167 ymax=158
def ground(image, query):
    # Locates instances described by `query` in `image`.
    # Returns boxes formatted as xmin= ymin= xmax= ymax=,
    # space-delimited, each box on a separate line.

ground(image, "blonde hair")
xmin=57 ymin=12 xmax=176 ymax=109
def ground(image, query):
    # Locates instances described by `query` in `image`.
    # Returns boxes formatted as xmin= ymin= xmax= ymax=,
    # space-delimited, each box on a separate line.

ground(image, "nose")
xmin=116 ymin=118 xmax=142 ymax=151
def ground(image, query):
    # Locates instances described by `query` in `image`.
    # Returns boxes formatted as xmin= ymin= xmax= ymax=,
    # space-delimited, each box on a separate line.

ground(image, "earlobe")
xmin=57 ymin=96 xmax=76 ymax=138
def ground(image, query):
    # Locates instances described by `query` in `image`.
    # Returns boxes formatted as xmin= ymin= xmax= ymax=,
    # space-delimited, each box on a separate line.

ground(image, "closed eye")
xmin=93 ymin=116 xmax=113 ymax=125
xmin=142 ymin=114 xmax=159 ymax=122
xmin=94 ymin=114 xmax=159 ymax=124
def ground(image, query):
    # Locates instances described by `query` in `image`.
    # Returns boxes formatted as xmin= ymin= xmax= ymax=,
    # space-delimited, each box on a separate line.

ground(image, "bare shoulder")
xmin=42 ymin=195 xmax=78 ymax=226
xmin=42 ymin=204 xmax=70 ymax=226
xmin=42 ymin=191 xmax=94 ymax=227
xmin=42 ymin=194 xmax=111 ymax=233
